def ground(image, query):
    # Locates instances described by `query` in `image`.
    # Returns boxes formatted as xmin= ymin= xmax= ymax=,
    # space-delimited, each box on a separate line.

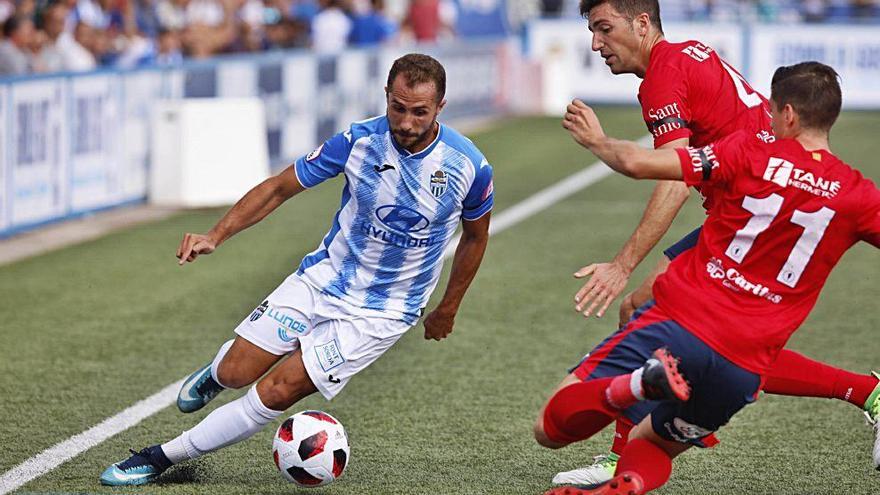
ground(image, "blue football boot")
xmin=177 ymin=363 xmax=224 ymax=413
xmin=100 ymin=446 xmax=171 ymax=486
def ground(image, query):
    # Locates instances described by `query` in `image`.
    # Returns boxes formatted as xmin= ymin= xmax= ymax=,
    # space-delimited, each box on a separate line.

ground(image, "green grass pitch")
xmin=1 ymin=108 xmax=879 ymax=494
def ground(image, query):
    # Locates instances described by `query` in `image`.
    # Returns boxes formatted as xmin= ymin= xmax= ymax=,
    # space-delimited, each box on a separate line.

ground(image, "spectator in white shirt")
xmin=311 ymin=0 xmax=350 ymax=53
xmin=0 ymin=16 xmax=39 ymax=75
xmin=40 ymin=2 xmax=97 ymax=72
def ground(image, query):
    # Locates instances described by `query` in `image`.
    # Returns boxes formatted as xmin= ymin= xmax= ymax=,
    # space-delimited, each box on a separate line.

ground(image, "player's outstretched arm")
xmin=564 ymin=100 xmax=689 ymax=317
xmin=573 ymin=179 xmax=689 ymax=318
xmin=562 ymin=99 xmax=681 ymax=180
xmin=423 ymin=212 xmax=491 ymax=341
xmin=177 ymin=166 xmax=306 ymax=265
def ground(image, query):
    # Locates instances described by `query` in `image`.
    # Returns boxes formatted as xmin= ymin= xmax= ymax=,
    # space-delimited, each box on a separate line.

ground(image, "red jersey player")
xmin=543 ymin=0 xmax=880 ymax=486
xmin=538 ymin=61 xmax=880 ymax=495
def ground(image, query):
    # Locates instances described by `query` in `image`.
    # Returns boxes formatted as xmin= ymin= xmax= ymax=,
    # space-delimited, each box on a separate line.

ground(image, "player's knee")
xmin=215 ymin=359 xmax=256 ymax=389
xmin=534 ymin=415 xmax=567 ymax=449
xmin=257 ymin=373 xmax=316 ymax=411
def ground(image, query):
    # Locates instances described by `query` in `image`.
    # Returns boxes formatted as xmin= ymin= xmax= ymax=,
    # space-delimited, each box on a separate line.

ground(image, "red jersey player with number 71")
xmin=538 ymin=0 xmax=880 ymax=488
xmin=539 ymin=62 xmax=880 ymax=495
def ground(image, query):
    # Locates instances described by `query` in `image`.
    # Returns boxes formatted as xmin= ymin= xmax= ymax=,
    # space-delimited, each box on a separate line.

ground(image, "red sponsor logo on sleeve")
xmin=686 ymin=146 xmax=720 ymax=178
xmin=647 ymin=102 xmax=686 ymax=138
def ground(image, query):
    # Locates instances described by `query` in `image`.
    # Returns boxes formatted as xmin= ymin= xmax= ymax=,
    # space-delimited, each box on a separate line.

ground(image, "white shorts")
xmin=234 ymin=273 xmax=411 ymax=400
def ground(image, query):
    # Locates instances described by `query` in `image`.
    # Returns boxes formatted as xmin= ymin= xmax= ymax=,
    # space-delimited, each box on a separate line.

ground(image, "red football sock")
xmin=606 ymin=372 xmax=643 ymax=410
xmin=764 ymin=350 xmax=878 ymax=407
xmin=543 ymin=377 xmax=620 ymax=445
xmin=616 ymin=438 xmax=672 ymax=492
xmin=610 ymin=419 xmax=634 ymax=456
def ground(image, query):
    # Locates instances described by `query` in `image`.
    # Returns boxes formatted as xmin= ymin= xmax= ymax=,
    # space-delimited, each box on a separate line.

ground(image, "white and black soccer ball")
xmin=272 ymin=410 xmax=350 ymax=487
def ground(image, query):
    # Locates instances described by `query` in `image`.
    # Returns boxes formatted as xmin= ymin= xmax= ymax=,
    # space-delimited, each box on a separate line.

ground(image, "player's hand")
xmin=562 ymin=99 xmax=605 ymax=149
xmin=423 ymin=307 xmax=455 ymax=341
xmin=618 ymin=292 xmax=638 ymax=329
xmin=573 ymin=261 xmax=630 ymax=318
xmin=177 ymin=233 xmax=219 ymax=265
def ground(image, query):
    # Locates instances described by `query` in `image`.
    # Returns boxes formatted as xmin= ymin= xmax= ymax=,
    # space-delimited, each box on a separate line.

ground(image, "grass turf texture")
xmin=1 ymin=109 xmax=879 ymax=495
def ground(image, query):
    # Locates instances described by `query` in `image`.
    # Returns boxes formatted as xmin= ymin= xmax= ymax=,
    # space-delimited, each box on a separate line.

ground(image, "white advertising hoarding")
xmin=218 ymin=61 xmax=258 ymax=97
xmin=69 ymin=74 xmax=122 ymax=212
xmin=282 ymin=55 xmax=318 ymax=161
xmin=337 ymin=51 xmax=373 ymax=128
xmin=749 ymin=25 xmax=880 ymax=109
xmin=527 ymin=20 xmax=745 ymax=112
xmin=9 ymin=79 xmax=67 ymax=227
xmin=0 ymin=85 xmax=6 ymax=233
xmin=121 ymin=71 xmax=163 ymax=201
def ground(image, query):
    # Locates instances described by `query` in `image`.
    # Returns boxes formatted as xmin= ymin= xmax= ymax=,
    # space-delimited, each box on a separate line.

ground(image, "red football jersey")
xmin=638 ymin=40 xmax=773 ymax=150
xmin=654 ymin=131 xmax=880 ymax=374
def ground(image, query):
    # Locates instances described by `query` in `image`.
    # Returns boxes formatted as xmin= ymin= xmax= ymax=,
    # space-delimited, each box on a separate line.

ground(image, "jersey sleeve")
xmin=293 ymin=131 xmax=353 ymax=188
xmin=640 ymin=65 xmax=693 ymax=149
xmin=676 ymin=130 xmax=749 ymax=188
xmin=857 ymin=181 xmax=880 ymax=248
xmin=461 ymin=160 xmax=494 ymax=221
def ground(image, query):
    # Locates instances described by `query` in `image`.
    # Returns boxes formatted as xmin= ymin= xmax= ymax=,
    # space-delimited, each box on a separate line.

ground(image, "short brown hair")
xmin=386 ymin=53 xmax=446 ymax=102
xmin=771 ymin=62 xmax=842 ymax=132
xmin=579 ymin=0 xmax=663 ymax=32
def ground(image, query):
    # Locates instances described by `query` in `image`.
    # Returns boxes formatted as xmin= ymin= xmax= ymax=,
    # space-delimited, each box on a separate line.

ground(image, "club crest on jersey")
xmin=429 ymin=170 xmax=448 ymax=198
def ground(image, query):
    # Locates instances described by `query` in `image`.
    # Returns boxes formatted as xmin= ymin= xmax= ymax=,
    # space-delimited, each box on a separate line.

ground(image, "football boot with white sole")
xmin=861 ymin=371 xmax=880 ymax=469
xmin=100 ymin=446 xmax=171 ymax=486
xmin=544 ymin=472 xmax=645 ymax=495
xmin=177 ymin=363 xmax=224 ymax=413
xmin=552 ymin=453 xmax=618 ymax=486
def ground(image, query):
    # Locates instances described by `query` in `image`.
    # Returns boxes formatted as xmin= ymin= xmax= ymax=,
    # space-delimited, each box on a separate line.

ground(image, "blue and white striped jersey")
xmin=293 ymin=115 xmax=494 ymax=324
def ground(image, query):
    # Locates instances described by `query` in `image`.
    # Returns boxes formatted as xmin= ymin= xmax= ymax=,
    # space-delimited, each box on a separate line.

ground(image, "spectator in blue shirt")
xmin=348 ymin=0 xmax=394 ymax=46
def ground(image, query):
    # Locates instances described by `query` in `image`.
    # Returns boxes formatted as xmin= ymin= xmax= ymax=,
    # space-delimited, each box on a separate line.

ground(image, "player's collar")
xmin=645 ymin=38 xmax=669 ymax=69
xmin=390 ymin=122 xmax=444 ymax=160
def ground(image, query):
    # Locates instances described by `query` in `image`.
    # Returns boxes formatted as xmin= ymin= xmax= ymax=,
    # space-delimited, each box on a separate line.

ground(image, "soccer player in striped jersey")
xmin=100 ymin=53 xmax=494 ymax=486
xmin=541 ymin=0 xmax=880 ymax=486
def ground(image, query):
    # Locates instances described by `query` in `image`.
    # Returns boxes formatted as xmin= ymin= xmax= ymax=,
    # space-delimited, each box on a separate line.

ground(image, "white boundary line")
xmin=443 ymin=135 xmax=653 ymax=257
xmin=0 ymin=138 xmax=649 ymax=494
xmin=0 ymin=380 xmax=184 ymax=494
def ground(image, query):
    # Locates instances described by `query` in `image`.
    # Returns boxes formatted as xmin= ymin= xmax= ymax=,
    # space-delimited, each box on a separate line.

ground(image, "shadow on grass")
xmin=154 ymin=464 xmax=200 ymax=485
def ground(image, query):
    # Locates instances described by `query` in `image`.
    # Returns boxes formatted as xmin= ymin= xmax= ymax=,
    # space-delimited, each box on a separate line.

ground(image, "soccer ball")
xmin=272 ymin=410 xmax=350 ymax=487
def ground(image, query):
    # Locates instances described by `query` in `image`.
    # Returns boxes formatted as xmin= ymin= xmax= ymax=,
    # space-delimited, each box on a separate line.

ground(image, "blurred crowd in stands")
xmin=0 ymin=0 xmax=877 ymax=76
xmin=0 ymin=0 xmax=455 ymax=75
xmin=538 ymin=0 xmax=880 ymax=23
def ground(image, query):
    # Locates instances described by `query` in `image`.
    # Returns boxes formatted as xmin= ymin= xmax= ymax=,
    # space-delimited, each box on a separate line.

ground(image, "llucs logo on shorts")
xmin=268 ymin=308 xmax=309 ymax=342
